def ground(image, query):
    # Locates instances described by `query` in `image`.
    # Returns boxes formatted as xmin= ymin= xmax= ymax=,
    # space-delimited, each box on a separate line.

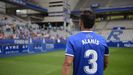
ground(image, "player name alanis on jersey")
xmin=82 ymin=39 xmax=99 ymax=45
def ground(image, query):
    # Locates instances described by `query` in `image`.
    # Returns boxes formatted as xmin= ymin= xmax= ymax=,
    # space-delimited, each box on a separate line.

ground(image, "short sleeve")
xmin=65 ymin=37 xmax=74 ymax=57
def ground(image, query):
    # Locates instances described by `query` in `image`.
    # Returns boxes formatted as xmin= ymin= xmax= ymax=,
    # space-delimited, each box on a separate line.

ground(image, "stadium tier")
xmin=109 ymin=0 xmax=133 ymax=8
xmin=106 ymin=20 xmax=133 ymax=29
xmin=75 ymin=0 xmax=108 ymax=10
xmin=95 ymin=20 xmax=133 ymax=30
xmin=74 ymin=0 xmax=133 ymax=10
xmin=94 ymin=19 xmax=133 ymax=42
xmin=0 ymin=14 xmax=71 ymax=40
xmin=97 ymin=29 xmax=133 ymax=41
xmin=0 ymin=15 xmax=133 ymax=42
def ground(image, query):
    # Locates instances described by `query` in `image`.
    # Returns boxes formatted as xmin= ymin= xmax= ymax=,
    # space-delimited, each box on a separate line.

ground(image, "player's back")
xmin=66 ymin=31 xmax=109 ymax=75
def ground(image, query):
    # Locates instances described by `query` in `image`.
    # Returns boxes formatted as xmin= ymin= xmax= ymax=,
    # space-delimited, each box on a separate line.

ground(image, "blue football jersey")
xmin=65 ymin=31 xmax=109 ymax=75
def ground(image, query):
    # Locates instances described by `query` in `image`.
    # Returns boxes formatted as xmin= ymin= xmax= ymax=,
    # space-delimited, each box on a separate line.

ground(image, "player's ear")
xmin=79 ymin=19 xmax=83 ymax=29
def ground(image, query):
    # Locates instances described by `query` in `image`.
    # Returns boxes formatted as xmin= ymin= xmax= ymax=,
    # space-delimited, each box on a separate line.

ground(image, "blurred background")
xmin=0 ymin=0 xmax=133 ymax=75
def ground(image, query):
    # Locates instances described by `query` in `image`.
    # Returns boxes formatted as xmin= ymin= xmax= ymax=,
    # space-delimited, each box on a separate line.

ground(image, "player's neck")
xmin=81 ymin=28 xmax=92 ymax=32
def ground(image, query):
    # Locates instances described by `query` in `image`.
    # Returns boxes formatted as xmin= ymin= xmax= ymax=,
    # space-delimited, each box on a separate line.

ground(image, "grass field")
xmin=0 ymin=48 xmax=133 ymax=75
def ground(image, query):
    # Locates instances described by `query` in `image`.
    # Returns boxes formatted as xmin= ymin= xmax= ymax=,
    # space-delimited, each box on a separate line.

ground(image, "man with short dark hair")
xmin=62 ymin=10 xmax=109 ymax=75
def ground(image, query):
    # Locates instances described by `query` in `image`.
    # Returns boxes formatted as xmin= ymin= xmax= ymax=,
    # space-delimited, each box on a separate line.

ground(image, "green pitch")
xmin=0 ymin=48 xmax=133 ymax=75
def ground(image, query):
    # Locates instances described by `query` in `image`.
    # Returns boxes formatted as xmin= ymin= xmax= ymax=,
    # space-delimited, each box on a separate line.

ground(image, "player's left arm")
xmin=62 ymin=55 xmax=74 ymax=75
xmin=104 ymin=55 xmax=109 ymax=70
xmin=104 ymin=44 xmax=109 ymax=70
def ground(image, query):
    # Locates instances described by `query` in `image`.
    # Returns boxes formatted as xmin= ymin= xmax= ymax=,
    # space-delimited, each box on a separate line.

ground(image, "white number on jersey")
xmin=84 ymin=50 xmax=98 ymax=74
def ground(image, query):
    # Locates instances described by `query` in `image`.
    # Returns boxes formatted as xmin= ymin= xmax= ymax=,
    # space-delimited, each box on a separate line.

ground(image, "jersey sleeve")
xmin=65 ymin=37 xmax=74 ymax=57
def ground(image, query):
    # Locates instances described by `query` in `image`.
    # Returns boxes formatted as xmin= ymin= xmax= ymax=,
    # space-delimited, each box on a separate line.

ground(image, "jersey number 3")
xmin=84 ymin=50 xmax=98 ymax=74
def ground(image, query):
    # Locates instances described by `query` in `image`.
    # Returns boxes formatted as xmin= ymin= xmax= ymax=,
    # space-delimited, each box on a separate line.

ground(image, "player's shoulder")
xmin=93 ymin=32 xmax=108 ymax=46
xmin=67 ymin=34 xmax=76 ymax=40
xmin=67 ymin=32 xmax=81 ymax=41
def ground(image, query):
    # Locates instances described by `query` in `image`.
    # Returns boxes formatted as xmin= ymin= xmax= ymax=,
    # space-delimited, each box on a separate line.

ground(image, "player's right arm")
xmin=62 ymin=55 xmax=74 ymax=75
xmin=62 ymin=37 xmax=74 ymax=75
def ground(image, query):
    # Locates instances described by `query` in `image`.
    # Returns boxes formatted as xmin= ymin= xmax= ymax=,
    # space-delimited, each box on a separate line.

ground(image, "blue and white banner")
xmin=0 ymin=39 xmax=66 ymax=57
xmin=107 ymin=41 xmax=133 ymax=47
xmin=0 ymin=39 xmax=28 ymax=44
xmin=0 ymin=39 xmax=132 ymax=57
xmin=2 ymin=44 xmax=28 ymax=54
xmin=0 ymin=45 xmax=2 ymax=54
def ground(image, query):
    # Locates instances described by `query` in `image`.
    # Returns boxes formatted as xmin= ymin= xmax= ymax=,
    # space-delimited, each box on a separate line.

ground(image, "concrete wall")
xmin=48 ymin=7 xmax=64 ymax=12
xmin=70 ymin=0 xmax=80 ymax=10
xmin=44 ymin=16 xmax=64 ymax=22
xmin=38 ymin=0 xmax=80 ymax=10
xmin=38 ymin=0 xmax=63 ymax=8
xmin=0 ymin=1 xmax=6 ymax=13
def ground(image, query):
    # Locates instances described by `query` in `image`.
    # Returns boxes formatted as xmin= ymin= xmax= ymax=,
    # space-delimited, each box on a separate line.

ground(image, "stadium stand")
xmin=95 ymin=20 xmax=133 ymax=29
xmin=94 ymin=20 xmax=133 ymax=41
xmin=99 ymin=29 xmax=133 ymax=41
xmin=74 ymin=0 xmax=108 ymax=10
xmin=0 ymin=13 xmax=70 ymax=40
xmin=106 ymin=20 xmax=133 ymax=29
xmin=74 ymin=0 xmax=133 ymax=10
xmin=95 ymin=21 xmax=108 ymax=30
xmin=108 ymin=0 xmax=133 ymax=8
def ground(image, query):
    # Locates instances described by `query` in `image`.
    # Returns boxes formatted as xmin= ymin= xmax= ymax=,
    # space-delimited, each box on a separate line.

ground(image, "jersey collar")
xmin=81 ymin=31 xmax=93 ymax=32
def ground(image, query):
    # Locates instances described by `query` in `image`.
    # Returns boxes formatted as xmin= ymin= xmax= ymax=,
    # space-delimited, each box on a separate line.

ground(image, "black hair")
xmin=80 ymin=10 xmax=96 ymax=29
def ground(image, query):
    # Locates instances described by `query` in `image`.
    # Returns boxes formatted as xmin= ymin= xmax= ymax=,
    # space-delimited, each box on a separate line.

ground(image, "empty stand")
xmin=74 ymin=0 xmax=133 ymax=10
xmin=109 ymin=0 xmax=133 ymax=8
xmin=106 ymin=20 xmax=133 ymax=29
